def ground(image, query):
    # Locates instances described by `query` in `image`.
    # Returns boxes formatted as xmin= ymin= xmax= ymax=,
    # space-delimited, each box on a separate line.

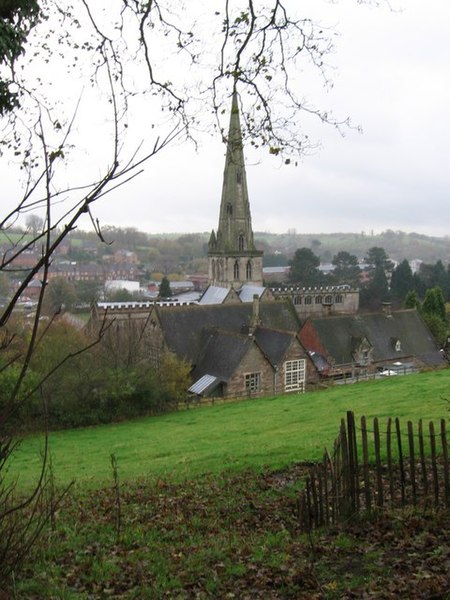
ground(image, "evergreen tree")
xmin=422 ymin=287 xmax=447 ymax=322
xmin=331 ymin=251 xmax=360 ymax=286
xmin=390 ymin=259 xmax=414 ymax=302
xmin=360 ymin=247 xmax=392 ymax=310
xmin=159 ymin=276 xmax=172 ymax=298
xmin=288 ymin=248 xmax=321 ymax=285
xmin=404 ymin=290 xmax=421 ymax=310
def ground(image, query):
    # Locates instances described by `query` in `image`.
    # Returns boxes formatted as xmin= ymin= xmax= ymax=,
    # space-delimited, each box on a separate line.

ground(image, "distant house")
xmin=114 ymin=249 xmax=138 ymax=265
xmin=299 ymin=308 xmax=447 ymax=380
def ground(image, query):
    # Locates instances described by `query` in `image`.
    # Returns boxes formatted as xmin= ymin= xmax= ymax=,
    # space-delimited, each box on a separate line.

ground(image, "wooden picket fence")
xmin=298 ymin=411 xmax=450 ymax=531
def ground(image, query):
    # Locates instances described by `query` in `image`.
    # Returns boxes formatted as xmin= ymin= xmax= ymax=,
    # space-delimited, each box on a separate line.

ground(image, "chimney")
xmin=249 ymin=293 xmax=261 ymax=334
xmin=382 ymin=301 xmax=392 ymax=316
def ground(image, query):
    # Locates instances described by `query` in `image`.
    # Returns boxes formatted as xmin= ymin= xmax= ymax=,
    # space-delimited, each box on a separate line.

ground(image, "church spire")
xmin=208 ymin=89 xmax=263 ymax=288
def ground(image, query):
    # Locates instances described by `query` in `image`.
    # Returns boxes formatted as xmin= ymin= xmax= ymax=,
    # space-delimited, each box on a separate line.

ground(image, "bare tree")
xmin=0 ymin=0 xmax=391 ymax=587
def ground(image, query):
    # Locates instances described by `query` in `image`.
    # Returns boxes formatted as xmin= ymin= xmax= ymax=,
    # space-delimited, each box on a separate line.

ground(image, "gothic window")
xmin=226 ymin=202 xmax=233 ymax=215
xmin=293 ymin=295 xmax=301 ymax=305
xmin=335 ymin=294 xmax=343 ymax=304
xmin=234 ymin=260 xmax=240 ymax=280
xmin=315 ymin=295 xmax=322 ymax=304
xmin=304 ymin=296 xmax=312 ymax=305
xmin=212 ymin=259 xmax=216 ymax=280
xmin=324 ymin=295 xmax=333 ymax=304
xmin=238 ymin=234 xmax=245 ymax=252
xmin=284 ymin=359 xmax=306 ymax=393
xmin=237 ymin=171 xmax=242 ymax=184
xmin=246 ymin=260 xmax=252 ymax=280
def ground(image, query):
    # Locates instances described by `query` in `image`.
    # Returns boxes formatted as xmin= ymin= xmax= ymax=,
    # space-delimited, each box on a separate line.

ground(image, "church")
xmin=88 ymin=89 xmax=446 ymax=398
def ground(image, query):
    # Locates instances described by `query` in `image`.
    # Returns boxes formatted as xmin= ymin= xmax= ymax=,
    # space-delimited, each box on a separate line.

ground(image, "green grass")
xmin=11 ymin=369 xmax=450 ymax=491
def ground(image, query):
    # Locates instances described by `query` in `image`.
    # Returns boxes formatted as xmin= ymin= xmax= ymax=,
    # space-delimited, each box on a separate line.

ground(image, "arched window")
xmin=226 ymin=202 xmax=233 ymax=215
xmin=315 ymin=295 xmax=322 ymax=304
xmin=293 ymin=295 xmax=301 ymax=305
xmin=246 ymin=260 xmax=252 ymax=280
xmin=234 ymin=260 xmax=240 ymax=280
xmin=238 ymin=234 xmax=245 ymax=252
xmin=236 ymin=171 xmax=242 ymax=184
xmin=212 ymin=259 xmax=216 ymax=280
xmin=304 ymin=296 xmax=312 ymax=305
xmin=324 ymin=295 xmax=333 ymax=304
xmin=335 ymin=294 xmax=343 ymax=304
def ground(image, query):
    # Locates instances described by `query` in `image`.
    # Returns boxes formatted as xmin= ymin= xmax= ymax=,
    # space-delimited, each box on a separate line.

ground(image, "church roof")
xmin=198 ymin=285 xmax=239 ymax=305
xmin=156 ymin=301 xmax=301 ymax=363
xmin=238 ymin=284 xmax=266 ymax=303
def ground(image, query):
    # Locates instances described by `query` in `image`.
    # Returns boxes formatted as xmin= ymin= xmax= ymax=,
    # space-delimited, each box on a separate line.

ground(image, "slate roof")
xmin=305 ymin=309 xmax=446 ymax=367
xmin=156 ymin=300 xmax=300 ymax=364
xmin=198 ymin=286 xmax=235 ymax=305
xmin=253 ymin=327 xmax=296 ymax=367
xmin=192 ymin=330 xmax=255 ymax=381
xmin=238 ymin=284 xmax=266 ymax=303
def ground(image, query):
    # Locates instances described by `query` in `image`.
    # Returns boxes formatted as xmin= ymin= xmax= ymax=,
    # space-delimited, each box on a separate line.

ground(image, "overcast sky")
xmin=4 ymin=0 xmax=450 ymax=237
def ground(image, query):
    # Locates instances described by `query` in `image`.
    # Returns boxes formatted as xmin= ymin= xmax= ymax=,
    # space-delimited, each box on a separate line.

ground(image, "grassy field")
xmin=11 ymin=368 xmax=450 ymax=491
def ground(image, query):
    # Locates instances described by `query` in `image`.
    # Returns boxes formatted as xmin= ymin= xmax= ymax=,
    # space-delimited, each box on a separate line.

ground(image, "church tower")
xmin=208 ymin=89 xmax=263 ymax=288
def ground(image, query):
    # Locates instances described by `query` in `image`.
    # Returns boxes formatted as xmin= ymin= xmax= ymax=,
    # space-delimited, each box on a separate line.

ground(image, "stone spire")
xmin=208 ymin=89 xmax=263 ymax=288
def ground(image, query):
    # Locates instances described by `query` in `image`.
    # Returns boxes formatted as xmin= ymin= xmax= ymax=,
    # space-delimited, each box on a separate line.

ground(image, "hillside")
xmin=12 ymin=368 xmax=450 ymax=491
xmin=11 ymin=368 xmax=450 ymax=599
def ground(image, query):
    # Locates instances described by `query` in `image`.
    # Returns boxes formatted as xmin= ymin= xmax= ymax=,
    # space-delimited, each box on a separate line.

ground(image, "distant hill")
xmin=253 ymin=230 xmax=450 ymax=264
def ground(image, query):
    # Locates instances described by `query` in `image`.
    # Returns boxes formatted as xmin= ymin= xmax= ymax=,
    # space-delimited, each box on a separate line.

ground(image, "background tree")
xmin=422 ymin=287 xmax=447 ymax=323
xmin=360 ymin=246 xmax=392 ymax=310
xmin=404 ymin=290 xmax=421 ymax=311
xmin=288 ymin=248 xmax=321 ymax=286
xmin=43 ymin=277 xmax=77 ymax=315
xmin=390 ymin=259 xmax=414 ymax=304
xmin=420 ymin=287 xmax=448 ymax=346
xmin=25 ymin=213 xmax=44 ymax=239
xmin=331 ymin=251 xmax=360 ymax=286
xmin=159 ymin=276 xmax=172 ymax=299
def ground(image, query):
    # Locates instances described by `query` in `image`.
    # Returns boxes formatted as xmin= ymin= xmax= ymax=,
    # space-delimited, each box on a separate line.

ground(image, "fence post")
xmin=326 ymin=448 xmax=336 ymax=525
xmin=323 ymin=453 xmax=330 ymax=525
xmin=361 ymin=416 xmax=372 ymax=512
xmin=418 ymin=419 xmax=428 ymax=506
xmin=386 ymin=418 xmax=395 ymax=507
xmin=407 ymin=421 xmax=417 ymax=506
xmin=373 ymin=417 xmax=383 ymax=508
xmin=395 ymin=418 xmax=406 ymax=507
xmin=340 ymin=418 xmax=351 ymax=518
xmin=440 ymin=419 xmax=449 ymax=508
xmin=429 ymin=421 xmax=440 ymax=508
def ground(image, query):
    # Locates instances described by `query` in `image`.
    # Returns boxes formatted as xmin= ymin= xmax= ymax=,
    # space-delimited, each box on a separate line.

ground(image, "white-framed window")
xmin=245 ymin=372 xmax=261 ymax=393
xmin=284 ymin=359 xmax=306 ymax=392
